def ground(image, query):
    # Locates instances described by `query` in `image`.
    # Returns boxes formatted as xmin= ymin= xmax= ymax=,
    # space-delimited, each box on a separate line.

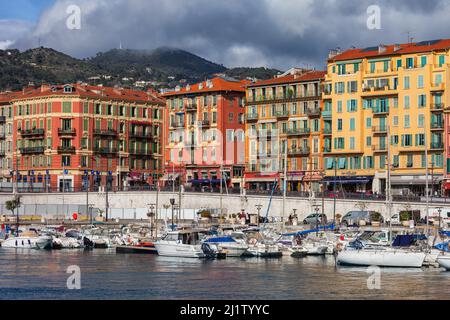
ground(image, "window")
xmin=335 ymin=82 xmax=345 ymax=94
xmin=406 ymin=57 xmax=414 ymax=69
xmin=379 ymin=155 xmax=386 ymax=169
xmin=396 ymin=59 xmax=402 ymax=68
xmin=404 ymin=115 xmax=410 ymax=128
xmin=402 ymin=134 xmax=413 ymax=147
xmin=420 ymin=56 xmax=427 ymax=67
xmin=334 ymin=138 xmax=345 ymax=149
xmin=418 ymin=94 xmax=426 ymax=108
xmin=366 ymin=118 xmax=372 ymax=128
xmin=62 ymin=102 xmax=71 ymax=113
xmin=415 ymin=133 xmax=425 ymax=146
xmin=439 ymin=55 xmax=445 ymax=67
xmin=435 ymin=74 xmax=443 ymax=85
xmin=349 ymin=118 xmax=355 ymax=131
xmin=404 ymin=96 xmax=410 ymax=109
xmin=418 ymin=75 xmax=424 ymax=89
xmin=347 ymin=99 xmax=357 ymax=112
xmin=418 ymin=114 xmax=425 ymax=128
xmin=228 ymin=113 xmax=234 ymax=122
xmin=383 ymin=61 xmax=389 ymax=72
xmin=350 ymin=137 xmax=355 ymax=150
xmin=337 ymin=119 xmax=343 ymax=131
xmin=107 ymin=105 xmax=113 ymax=115
xmin=404 ymin=76 xmax=410 ymax=89
xmin=62 ymin=155 xmax=71 ymax=167
xmin=370 ymin=62 xmax=375 ymax=73
xmin=407 ymin=154 xmax=414 ymax=168
xmin=348 ymin=81 xmax=358 ymax=93
xmin=337 ymin=101 xmax=343 ymax=113
xmin=83 ymin=102 xmax=89 ymax=113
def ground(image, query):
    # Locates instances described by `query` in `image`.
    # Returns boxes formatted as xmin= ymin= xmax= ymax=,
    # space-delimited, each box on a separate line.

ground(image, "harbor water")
xmin=1 ymin=249 xmax=449 ymax=300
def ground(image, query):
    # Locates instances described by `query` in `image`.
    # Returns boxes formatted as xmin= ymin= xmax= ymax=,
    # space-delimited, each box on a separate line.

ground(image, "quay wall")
xmin=0 ymin=192 xmax=448 ymax=221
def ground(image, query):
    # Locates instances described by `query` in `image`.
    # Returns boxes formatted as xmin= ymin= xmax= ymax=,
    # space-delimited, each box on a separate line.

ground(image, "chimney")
xmin=40 ymin=84 xmax=51 ymax=93
xmin=393 ymin=44 xmax=401 ymax=52
xmin=378 ymin=44 xmax=387 ymax=54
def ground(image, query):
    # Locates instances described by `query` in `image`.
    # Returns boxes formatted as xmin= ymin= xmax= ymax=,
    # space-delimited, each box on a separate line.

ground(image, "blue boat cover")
xmin=440 ymin=231 xmax=450 ymax=237
xmin=282 ymin=224 xmax=335 ymax=237
xmin=392 ymin=235 xmax=415 ymax=247
xmin=435 ymin=241 xmax=450 ymax=252
xmin=204 ymin=236 xmax=237 ymax=243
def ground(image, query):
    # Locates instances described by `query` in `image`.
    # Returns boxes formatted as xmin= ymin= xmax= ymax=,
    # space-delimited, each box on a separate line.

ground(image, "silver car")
xmin=341 ymin=211 xmax=383 ymax=227
xmin=303 ymin=213 xmax=328 ymax=226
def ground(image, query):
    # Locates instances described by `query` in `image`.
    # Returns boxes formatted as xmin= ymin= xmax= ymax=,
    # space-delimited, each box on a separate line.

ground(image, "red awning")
xmin=444 ymin=182 xmax=450 ymax=190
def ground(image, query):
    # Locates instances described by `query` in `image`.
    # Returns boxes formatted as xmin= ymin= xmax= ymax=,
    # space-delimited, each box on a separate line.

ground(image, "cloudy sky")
xmin=0 ymin=0 xmax=449 ymax=70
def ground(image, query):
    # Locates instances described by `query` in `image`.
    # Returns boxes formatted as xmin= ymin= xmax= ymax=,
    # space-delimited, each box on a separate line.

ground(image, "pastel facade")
xmin=324 ymin=40 xmax=449 ymax=196
xmin=244 ymin=69 xmax=326 ymax=192
xmin=163 ymin=77 xmax=247 ymax=190
xmin=10 ymin=84 xmax=165 ymax=191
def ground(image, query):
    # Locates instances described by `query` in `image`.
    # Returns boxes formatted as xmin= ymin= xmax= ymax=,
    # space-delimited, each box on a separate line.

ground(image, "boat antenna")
xmin=387 ymin=125 xmax=393 ymax=244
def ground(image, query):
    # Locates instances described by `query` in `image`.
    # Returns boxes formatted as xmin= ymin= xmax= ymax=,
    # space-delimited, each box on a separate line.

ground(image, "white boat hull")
xmin=337 ymin=249 xmax=426 ymax=268
xmin=218 ymin=244 xmax=248 ymax=257
xmin=437 ymin=256 xmax=450 ymax=270
xmin=154 ymin=242 xmax=205 ymax=258
xmin=1 ymin=236 xmax=52 ymax=249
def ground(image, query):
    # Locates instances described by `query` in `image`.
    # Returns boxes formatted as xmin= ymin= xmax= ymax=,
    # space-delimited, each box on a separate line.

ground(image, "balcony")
xmin=246 ymin=113 xmax=259 ymax=122
xmin=57 ymin=146 xmax=76 ymax=154
xmin=201 ymin=120 xmax=211 ymax=127
xmin=322 ymin=110 xmax=332 ymax=118
xmin=93 ymin=147 xmax=118 ymax=155
xmin=361 ymin=86 xmax=397 ymax=97
xmin=19 ymin=146 xmax=45 ymax=155
xmin=275 ymin=110 xmax=289 ymax=119
xmin=129 ymin=131 xmax=153 ymax=140
xmin=431 ymin=83 xmax=445 ymax=92
xmin=93 ymin=129 xmax=118 ymax=137
xmin=128 ymin=148 xmax=152 ymax=156
xmin=0 ymin=116 xmax=5 ymax=123
xmin=257 ymin=131 xmax=274 ymax=140
xmin=430 ymin=122 xmax=444 ymax=131
xmin=19 ymin=129 xmax=45 ymax=138
xmin=372 ymin=126 xmax=387 ymax=135
xmin=306 ymin=108 xmax=321 ymax=117
xmin=431 ymin=103 xmax=444 ymax=112
xmin=372 ymin=107 xmax=389 ymax=116
xmin=185 ymin=104 xmax=198 ymax=112
xmin=287 ymin=128 xmax=310 ymax=136
xmin=323 ymin=128 xmax=332 ymax=135
xmin=288 ymin=147 xmax=310 ymax=156
xmin=257 ymin=152 xmax=273 ymax=159
xmin=430 ymin=142 xmax=444 ymax=150
xmin=372 ymin=145 xmax=387 ymax=153
xmin=58 ymin=128 xmax=76 ymax=136
xmin=323 ymin=147 xmax=332 ymax=154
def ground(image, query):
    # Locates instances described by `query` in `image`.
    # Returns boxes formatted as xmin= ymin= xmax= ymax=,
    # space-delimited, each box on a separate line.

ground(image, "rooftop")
xmin=330 ymin=38 xmax=450 ymax=62
xmin=247 ymin=70 xmax=326 ymax=88
xmin=162 ymin=77 xmax=249 ymax=97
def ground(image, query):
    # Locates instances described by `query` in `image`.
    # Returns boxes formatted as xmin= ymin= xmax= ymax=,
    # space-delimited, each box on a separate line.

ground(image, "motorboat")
xmin=51 ymin=236 xmax=83 ymax=249
xmin=203 ymin=236 xmax=249 ymax=257
xmin=244 ymin=243 xmax=282 ymax=258
xmin=116 ymin=241 xmax=158 ymax=254
xmin=154 ymin=230 xmax=208 ymax=258
xmin=302 ymin=240 xmax=328 ymax=256
xmin=437 ymin=255 xmax=450 ymax=270
xmin=1 ymin=231 xmax=52 ymax=249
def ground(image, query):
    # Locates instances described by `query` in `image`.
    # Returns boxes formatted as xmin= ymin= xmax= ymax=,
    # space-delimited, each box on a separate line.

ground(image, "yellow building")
xmin=244 ymin=69 xmax=326 ymax=193
xmin=324 ymin=39 xmax=449 ymax=196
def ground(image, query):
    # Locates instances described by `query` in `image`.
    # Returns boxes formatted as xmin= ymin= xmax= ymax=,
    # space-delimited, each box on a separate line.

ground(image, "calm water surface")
xmin=0 ymin=249 xmax=449 ymax=300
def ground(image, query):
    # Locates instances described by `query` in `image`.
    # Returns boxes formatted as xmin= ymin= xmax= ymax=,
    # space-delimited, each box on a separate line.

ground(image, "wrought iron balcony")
xmin=58 ymin=128 xmax=76 ymax=136
xmin=288 ymin=147 xmax=310 ymax=156
xmin=93 ymin=147 xmax=118 ymax=155
xmin=19 ymin=128 xmax=45 ymax=138
xmin=129 ymin=131 xmax=153 ymax=140
xmin=19 ymin=146 xmax=45 ymax=154
xmin=57 ymin=146 xmax=76 ymax=154
xmin=93 ymin=129 xmax=118 ymax=136
xmin=287 ymin=128 xmax=310 ymax=136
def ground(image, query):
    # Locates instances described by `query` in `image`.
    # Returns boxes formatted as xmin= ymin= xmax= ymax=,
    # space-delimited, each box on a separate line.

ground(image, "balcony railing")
xmin=19 ymin=146 xmax=45 ymax=154
xmin=58 ymin=128 xmax=76 ymax=136
xmin=431 ymin=103 xmax=444 ymax=111
xmin=322 ymin=110 xmax=332 ymax=118
xmin=19 ymin=129 xmax=45 ymax=138
xmin=431 ymin=122 xmax=444 ymax=130
xmin=373 ymin=107 xmax=389 ymax=116
xmin=128 ymin=148 xmax=152 ymax=156
xmin=323 ymin=128 xmax=332 ymax=135
xmin=275 ymin=110 xmax=289 ymax=119
xmin=0 ymin=116 xmax=6 ymax=123
xmin=129 ymin=131 xmax=153 ymax=140
xmin=306 ymin=108 xmax=321 ymax=117
xmin=287 ymin=128 xmax=310 ymax=136
xmin=185 ymin=104 xmax=198 ymax=112
xmin=288 ymin=147 xmax=310 ymax=156
xmin=430 ymin=142 xmax=444 ymax=150
xmin=201 ymin=120 xmax=211 ymax=127
xmin=93 ymin=129 xmax=118 ymax=136
xmin=372 ymin=145 xmax=387 ymax=153
xmin=372 ymin=126 xmax=387 ymax=134
xmin=57 ymin=146 xmax=76 ymax=154
xmin=93 ymin=147 xmax=118 ymax=154
xmin=246 ymin=113 xmax=259 ymax=122
xmin=323 ymin=147 xmax=332 ymax=153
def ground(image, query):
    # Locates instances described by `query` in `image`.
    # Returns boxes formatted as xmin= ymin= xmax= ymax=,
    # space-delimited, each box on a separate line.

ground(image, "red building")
xmin=10 ymin=84 xmax=165 ymax=192
xmin=162 ymin=77 xmax=248 ymax=191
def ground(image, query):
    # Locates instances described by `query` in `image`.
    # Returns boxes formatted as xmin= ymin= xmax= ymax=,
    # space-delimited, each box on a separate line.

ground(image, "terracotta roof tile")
xmin=247 ymin=70 xmax=326 ymax=88
xmin=330 ymin=39 xmax=450 ymax=62
xmin=162 ymin=77 xmax=249 ymax=97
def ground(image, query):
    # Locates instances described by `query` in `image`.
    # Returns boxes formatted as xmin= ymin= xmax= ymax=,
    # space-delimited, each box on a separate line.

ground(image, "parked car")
xmin=303 ymin=213 xmax=327 ymax=226
xmin=341 ymin=211 xmax=384 ymax=227
xmin=386 ymin=213 xmax=401 ymax=226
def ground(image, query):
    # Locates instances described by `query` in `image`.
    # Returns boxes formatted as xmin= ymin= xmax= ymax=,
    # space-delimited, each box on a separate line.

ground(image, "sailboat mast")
xmin=425 ymin=122 xmax=430 ymax=239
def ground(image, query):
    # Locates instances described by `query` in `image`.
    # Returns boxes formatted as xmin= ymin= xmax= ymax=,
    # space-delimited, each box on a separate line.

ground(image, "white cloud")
xmin=0 ymin=40 xmax=14 ymax=50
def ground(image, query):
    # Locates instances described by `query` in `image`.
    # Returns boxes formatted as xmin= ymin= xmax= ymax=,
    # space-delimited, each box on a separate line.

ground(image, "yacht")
xmin=154 ymin=230 xmax=207 ymax=258
xmin=203 ymin=236 xmax=249 ymax=257
xmin=1 ymin=231 xmax=52 ymax=249
xmin=437 ymin=255 xmax=450 ymax=270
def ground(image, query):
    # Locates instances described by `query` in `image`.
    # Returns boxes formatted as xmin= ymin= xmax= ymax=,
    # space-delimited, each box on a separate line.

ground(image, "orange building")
xmin=10 ymin=84 xmax=165 ymax=192
xmin=244 ymin=69 xmax=326 ymax=192
xmin=163 ymin=77 xmax=248 ymax=191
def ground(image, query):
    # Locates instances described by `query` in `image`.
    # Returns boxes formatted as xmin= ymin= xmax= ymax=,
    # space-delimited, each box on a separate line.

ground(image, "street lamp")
xmin=147 ymin=203 xmax=156 ymax=237
xmin=255 ymin=204 xmax=263 ymax=227
xmin=170 ymin=198 xmax=176 ymax=231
